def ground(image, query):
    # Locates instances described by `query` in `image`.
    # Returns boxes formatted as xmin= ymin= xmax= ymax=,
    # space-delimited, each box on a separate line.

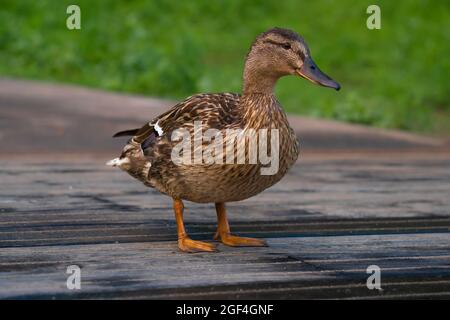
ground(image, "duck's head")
xmin=244 ymin=27 xmax=340 ymax=93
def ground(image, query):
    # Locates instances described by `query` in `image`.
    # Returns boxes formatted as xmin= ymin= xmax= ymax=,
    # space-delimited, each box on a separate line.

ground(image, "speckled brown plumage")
xmin=126 ymin=92 xmax=298 ymax=203
xmin=108 ymin=28 xmax=340 ymax=252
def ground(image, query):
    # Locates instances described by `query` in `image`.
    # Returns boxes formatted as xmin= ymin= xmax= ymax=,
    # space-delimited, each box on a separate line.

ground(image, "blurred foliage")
xmin=0 ymin=0 xmax=449 ymax=133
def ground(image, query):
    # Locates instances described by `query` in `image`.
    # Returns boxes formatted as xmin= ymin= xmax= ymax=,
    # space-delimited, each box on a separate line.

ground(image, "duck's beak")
xmin=296 ymin=57 xmax=340 ymax=91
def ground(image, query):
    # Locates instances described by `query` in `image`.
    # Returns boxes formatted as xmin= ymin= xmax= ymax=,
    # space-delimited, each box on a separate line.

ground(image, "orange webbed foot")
xmin=178 ymin=237 xmax=217 ymax=253
xmin=214 ymin=232 xmax=268 ymax=247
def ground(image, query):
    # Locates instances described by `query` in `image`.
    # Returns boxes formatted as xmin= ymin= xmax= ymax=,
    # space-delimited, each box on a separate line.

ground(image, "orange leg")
xmin=173 ymin=199 xmax=217 ymax=253
xmin=214 ymin=202 xmax=268 ymax=247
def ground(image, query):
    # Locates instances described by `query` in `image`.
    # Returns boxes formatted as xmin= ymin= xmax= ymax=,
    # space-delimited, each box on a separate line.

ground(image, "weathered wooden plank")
xmin=0 ymin=233 xmax=449 ymax=299
xmin=1 ymin=158 xmax=449 ymax=299
xmin=1 ymin=159 xmax=449 ymax=248
xmin=0 ymin=217 xmax=449 ymax=248
xmin=2 ymin=159 xmax=450 ymax=224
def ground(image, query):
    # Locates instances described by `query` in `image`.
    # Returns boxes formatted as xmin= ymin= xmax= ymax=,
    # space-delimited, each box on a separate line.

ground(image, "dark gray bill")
xmin=296 ymin=57 xmax=341 ymax=91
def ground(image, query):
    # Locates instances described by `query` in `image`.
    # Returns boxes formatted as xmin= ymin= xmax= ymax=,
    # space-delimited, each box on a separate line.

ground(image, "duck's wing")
xmin=113 ymin=128 xmax=140 ymax=137
xmin=113 ymin=93 xmax=240 ymax=153
xmin=153 ymin=93 xmax=240 ymax=132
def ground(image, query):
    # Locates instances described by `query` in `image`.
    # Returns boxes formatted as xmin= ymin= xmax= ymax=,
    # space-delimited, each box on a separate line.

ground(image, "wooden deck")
xmin=1 ymin=157 xmax=449 ymax=299
xmin=0 ymin=79 xmax=449 ymax=299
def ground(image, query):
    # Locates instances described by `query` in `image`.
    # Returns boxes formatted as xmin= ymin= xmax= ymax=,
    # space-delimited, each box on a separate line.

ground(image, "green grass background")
xmin=1 ymin=0 xmax=449 ymax=134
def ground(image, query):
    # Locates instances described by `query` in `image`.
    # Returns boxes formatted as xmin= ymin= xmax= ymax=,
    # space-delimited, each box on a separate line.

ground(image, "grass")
xmin=1 ymin=0 xmax=449 ymax=134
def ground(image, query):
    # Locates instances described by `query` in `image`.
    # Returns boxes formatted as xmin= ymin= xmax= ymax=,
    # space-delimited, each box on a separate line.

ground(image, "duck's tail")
xmin=112 ymin=128 xmax=140 ymax=138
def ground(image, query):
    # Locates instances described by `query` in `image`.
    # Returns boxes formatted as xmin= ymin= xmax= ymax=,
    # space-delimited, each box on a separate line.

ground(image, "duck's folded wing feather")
xmin=112 ymin=128 xmax=140 ymax=137
xmin=154 ymin=93 xmax=240 ymax=131
xmin=113 ymin=93 xmax=240 ymax=153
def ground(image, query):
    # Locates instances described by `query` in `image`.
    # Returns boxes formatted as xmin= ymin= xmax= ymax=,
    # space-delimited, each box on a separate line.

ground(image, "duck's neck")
xmin=239 ymin=88 xmax=284 ymax=128
xmin=242 ymin=59 xmax=280 ymax=96
xmin=240 ymin=59 xmax=286 ymax=126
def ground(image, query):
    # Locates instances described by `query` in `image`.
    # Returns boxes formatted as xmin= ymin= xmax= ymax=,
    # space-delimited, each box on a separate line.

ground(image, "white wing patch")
xmin=106 ymin=157 xmax=130 ymax=167
xmin=154 ymin=120 xmax=164 ymax=136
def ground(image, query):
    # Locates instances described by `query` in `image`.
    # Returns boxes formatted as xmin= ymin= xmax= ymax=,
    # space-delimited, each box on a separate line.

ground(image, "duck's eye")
xmin=281 ymin=43 xmax=291 ymax=50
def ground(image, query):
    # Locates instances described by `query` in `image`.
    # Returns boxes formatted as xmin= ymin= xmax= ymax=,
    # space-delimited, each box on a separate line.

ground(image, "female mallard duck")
xmin=108 ymin=28 xmax=340 ymax=252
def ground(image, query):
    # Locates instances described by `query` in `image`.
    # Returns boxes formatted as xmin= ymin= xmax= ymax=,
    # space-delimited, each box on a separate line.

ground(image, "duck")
xmin=107 ymin=28 xmax=340 ymax=253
